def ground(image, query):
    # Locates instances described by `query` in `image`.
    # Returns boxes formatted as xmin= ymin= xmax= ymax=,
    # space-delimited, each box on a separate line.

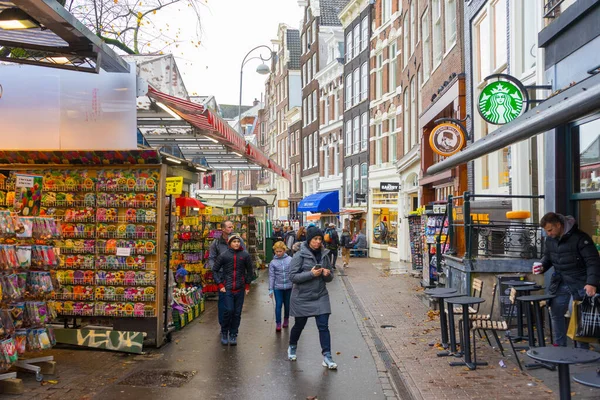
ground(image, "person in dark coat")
xmin=287 ymin=226 xmax=337 ymax=370
xmin=324 ymin=223 xmax=340 ymax=269
xmin=536 ymin=212 xmax=600 ymax=347
xmin=212 ymin=235 xmax=255 ymax=346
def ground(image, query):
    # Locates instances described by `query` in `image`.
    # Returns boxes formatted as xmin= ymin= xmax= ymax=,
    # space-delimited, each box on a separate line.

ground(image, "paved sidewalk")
xmin=338 ymin=257 xmax=600 ymax=400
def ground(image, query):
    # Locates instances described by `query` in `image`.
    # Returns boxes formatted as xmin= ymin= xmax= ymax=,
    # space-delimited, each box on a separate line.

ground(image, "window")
xmin=389 ymin=116 xmax=397 ymax=162
xmin=312 ymin=91 xmax=317 ymax=123
xmin=346 ymin=32 xmax=353 ymax=62
xmin=324 ymin=140 xmax=329 ymax=177
xmin=422 ymin=10 xmax=430 ymax=79
xmin=360 ymin=163 xmax=368 ymax=201
xmin=296 ymin=162 xmax=301 ymax=192
xmin=302 ymin=32 xmax=306 ymax=54
xmin=303 ymin=136 xmax=308 ymax=169
xmin=334 ymin=91 xmax=339 ymax=119
xmin=383 ymin=0 xmax=392 ymax=24
xmin=353 ymin=68 xmax=360 ymax=105
xmin=410 ymin=78 xmax=416 ymax=149
xmin=361 ymin=16 xmax=368 ymax=52
xmin=403 ymin=12 xmax=409 ymax=68
xmin=308 ymin=133 xmax=313 ymax=168
xmin=353 ymin=116 xmax=360 ymax=154
xmin=324 ymin=96 xmax=329 ymax=125
xmin=376 ymin=53 xmax=383 ymax=98
xmin=432 ymin=0 xmax=442 ymax=67
xmin=493 ymin=0 xmax=507 ymax=70
xmin=403 ymin=88 xmax=410 ymax=154
xmin=345 ymin=121 xmax=352 ymax=155
xmin=334 ymin=144 xmax=339 ymax=175
xmin=389 ymin=42 xmax=397 ymax=93
xmin=296 ymin=131 xmax=300 ymax=156
xmin=312 ymin=20 xmax=317 ymax=43
xmin=345 ymin=74 xmax=352 ymax=109
xmin=475 ymin=12 xmax=490 ymax=82
xmin=361 ymin=112 xmax=368 ymax=151
xmin=291 ymin=164 xmax=296 ymax=192
xmin=291 ymin=132 xmax=295 ymax=155
xmin=376 ymin=123 xmax=383 ymax=164
xmin=445 ymin=0 xmax=457 ymax=51
xmin=303 ymin=98 xmax=307 ymax=126
xmin=410 ymin=1 xmax=416 ymax=55
xmin=307 ymin=61 xmax=312 ymax=84
xmin=345 ymin=166 xmax=352 ymax=205
xmin=313 ymin=133 xmax=318 ymax=169
xmin=417 ymin=69 xmax=422 ymax=144
xmin=312 ymin=56 xmax=317 ymax=78
xmin=353 ymin=165 xmax=360 ymax=204
xmin=353 ymin=24 xmax=360 ymax=58
xmin=519 ymin=0 xmax=537 ymax=74
xmin=361 ymin=62 xmax=368 ymax=101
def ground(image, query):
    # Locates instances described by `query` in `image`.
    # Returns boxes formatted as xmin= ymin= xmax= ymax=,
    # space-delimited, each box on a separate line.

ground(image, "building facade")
xmin=286 ymin=106 xmax=303 ymax=221
xmin=339 ymin=0 xmax=371 ymax=235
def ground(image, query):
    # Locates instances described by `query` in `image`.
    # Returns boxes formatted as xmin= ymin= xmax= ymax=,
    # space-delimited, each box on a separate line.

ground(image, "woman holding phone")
xmin=287 ymin=226 xmax=337 ymax=370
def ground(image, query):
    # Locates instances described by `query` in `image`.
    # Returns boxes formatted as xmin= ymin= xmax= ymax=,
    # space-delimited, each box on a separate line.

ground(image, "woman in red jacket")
xmin=212 ymin=235 xmax=255 ymax=346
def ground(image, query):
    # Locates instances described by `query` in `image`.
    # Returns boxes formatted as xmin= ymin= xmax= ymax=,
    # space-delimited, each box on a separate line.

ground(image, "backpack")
xmin=324 ymin=229 xmax=332 ymax=243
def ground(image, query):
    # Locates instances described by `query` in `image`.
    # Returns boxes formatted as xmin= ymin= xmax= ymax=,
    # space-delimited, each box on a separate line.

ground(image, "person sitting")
xmin=350 ymin=230 xmax=367 ymax=257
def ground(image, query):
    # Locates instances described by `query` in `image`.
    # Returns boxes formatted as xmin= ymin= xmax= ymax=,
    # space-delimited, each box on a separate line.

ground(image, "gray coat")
xmin=289 ymin=243 xmax=333 ymax=317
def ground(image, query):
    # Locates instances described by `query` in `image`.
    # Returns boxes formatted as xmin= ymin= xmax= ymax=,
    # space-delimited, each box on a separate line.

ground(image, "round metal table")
xmin=445 ymin=296 xmax=486 ymax=370
xmin=527 ymin=347 xmax=600 ymax=400
xmin=504 ymin=280 xmax=537 ymax=287
xmin=425 ymin=288 xmax=460 ymax=354
xmin=517 ymin=294 xmax=556 ymax=347
xmin=512 ymin=285 xmax=543 ymax=343
xmin=573 ymin=369 xmax=600 ymax=388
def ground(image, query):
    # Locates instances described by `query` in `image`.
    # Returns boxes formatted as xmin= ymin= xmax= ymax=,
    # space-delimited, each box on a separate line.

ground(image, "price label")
xmin=166 ymin=177 xmax=183 ymax=195
xmin=15 ymin=175 xmax=35 ymax=188
xmin=116 ymin=247 xmax=132 ymax=256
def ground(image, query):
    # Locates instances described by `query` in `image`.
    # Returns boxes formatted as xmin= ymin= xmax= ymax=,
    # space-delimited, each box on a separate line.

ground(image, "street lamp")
xmin=235 ymin=45 xmax=277 ymax=207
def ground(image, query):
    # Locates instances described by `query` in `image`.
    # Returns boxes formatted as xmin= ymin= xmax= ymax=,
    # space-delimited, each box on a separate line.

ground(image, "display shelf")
xmin=44 ymin=184 xmax=95 ymax=192
xmin=97 ymin=294 xmax=156 ymax=302
xmin=95 ymin=278 xmax=156 ymax=286
xmin=62 ymin=232 xmax=96 ymax=239
xmin=96 ymin=215 xmax=157 ymax=224
xmin=97 ymin=231 xmax=157 ymax=240
xmin=96 ymin=184 xmax=156 ymax=193
xmin=59 ymin=248 xmax=95 ymax=254
xmin=52 ymin=293 xmax=94 ymax=301
xmin=96 ymin=200 xmax=157 ymax=208
xmin=94 ymin=309 xmax=156 ymax=318
xmin=57 ymin=277 xmax=95 ymax=285
xmin=96 ymin=261 xmax=156 ymax=271
xmin=42 ymin=200 xmax=96 ymax=208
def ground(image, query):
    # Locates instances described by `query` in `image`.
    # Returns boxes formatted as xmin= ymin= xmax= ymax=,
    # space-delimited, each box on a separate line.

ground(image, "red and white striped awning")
xmin=246 ymin=143 xmax=270 ymax=168
xmin=147 ymin=87 xmax=212 ymax=130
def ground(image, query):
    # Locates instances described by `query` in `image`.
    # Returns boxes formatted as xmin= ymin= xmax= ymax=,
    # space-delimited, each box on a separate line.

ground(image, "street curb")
xmin=338 ymin=267 xmax=421 ymax=400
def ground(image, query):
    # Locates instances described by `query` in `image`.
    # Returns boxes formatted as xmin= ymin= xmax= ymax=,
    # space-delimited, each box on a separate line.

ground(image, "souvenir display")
xmin=408 ymin=214 xmax=424 ymax=271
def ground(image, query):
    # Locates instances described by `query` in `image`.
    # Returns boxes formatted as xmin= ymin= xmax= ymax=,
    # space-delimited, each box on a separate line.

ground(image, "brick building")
xmin=339 ymin=0 xmax=371 ymax=235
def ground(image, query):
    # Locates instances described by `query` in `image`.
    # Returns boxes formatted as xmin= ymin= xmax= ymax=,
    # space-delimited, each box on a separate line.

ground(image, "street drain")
xmin=119 ymin=370 xmax=196 ymax=388
xmin=380 ymin=324 xmax=396 ymax=329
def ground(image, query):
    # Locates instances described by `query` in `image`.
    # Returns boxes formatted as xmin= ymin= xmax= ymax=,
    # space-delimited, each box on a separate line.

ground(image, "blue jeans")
xmin=549 ymin=283 xmax=589 ymax=348
xmin=289 ymin=314 xmax=331 ymax=355
xmin=218 ymin=290 xmax=245 ymax=336
xmin=274 ymin=289 xmax=292 ymax=324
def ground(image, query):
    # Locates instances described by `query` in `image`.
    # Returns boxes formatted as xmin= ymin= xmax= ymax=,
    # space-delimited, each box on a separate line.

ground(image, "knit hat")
xmin=228 ymin=234 xmax=242 ymax=245
xmin=306 ymin=226 xmax=324 ymax=244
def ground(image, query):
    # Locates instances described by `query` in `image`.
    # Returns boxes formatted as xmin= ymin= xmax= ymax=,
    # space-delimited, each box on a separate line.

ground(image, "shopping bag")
xmin=576 ymin=295 xmax=600 ymax=338
xmin=567 ymin=301 xmax=598 ymax=343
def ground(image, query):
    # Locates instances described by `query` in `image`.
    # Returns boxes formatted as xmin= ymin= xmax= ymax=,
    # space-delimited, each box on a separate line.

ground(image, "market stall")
xmin=0 ymin=150 xmax=172 ymax=349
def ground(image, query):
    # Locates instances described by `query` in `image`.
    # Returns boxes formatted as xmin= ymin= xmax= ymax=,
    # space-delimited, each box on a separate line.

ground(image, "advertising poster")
xmin=14 ymin=174 xmax=43 ymax=216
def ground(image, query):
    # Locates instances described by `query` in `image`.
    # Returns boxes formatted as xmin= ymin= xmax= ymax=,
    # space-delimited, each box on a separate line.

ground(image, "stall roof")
xmin=0 ymin=0 xmax=129 ymax=73
xmin=298 ymin=191 xmax=340 ymax=213
xmin=143 ymin=87 xmax=289 ymax=179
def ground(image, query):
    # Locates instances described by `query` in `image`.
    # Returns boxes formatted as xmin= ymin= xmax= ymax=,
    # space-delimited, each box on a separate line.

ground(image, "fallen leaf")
xmin=161 ymin=384 xmax=167 ymax=387
xmin=353 ymin=355 xmax=359 ymax=358
xmin=336 ymin=351 xmax=341 ymax=355
xmin=47 ymin=380 xmax=58 ymax=384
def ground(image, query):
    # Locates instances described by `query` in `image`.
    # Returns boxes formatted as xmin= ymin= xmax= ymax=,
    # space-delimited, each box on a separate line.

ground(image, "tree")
xmin=65 ymin=0 xmax=206 ymax=55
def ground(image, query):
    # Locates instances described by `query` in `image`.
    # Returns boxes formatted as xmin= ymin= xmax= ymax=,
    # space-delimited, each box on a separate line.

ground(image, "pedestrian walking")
xmin=287 ymin=226 xmax=338 ymax=370
xmin=324 ymin=223 xmax=340 ymax=269
xmin=340 ymin=228 xmax=353 ymax=267
xmin=269 ymin=241 xmax=293 ymax=332
xmin=535 ymin=212 xmax=600 ymax=347
xmin=284 ymin=226 xmax=297 ymax=256
xmin=212 ymin=234 xmax=255 ymax=346
xmin=297 ymin=226 xmax=307 ymax=242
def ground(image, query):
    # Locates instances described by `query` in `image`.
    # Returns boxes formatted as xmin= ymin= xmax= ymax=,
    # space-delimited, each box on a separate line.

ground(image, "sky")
xmin=159 ymin=0 xmax=303 ymax=106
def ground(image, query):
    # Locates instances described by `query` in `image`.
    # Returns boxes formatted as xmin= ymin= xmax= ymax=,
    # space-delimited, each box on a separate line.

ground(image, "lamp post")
xmin=236 ymin=45 xmax=276 ymax=208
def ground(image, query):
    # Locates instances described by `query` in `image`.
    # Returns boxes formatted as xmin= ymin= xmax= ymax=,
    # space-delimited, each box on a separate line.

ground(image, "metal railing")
xmin=544 ymin=0 xmax=565 ymax=19
xmin=444 ymin=192 xmax=545 ymax=261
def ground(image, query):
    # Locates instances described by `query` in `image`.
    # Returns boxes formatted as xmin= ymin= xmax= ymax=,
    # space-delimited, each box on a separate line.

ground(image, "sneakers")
xmin=322 ymin=352 xmax=338 ymax=370
xmin=229 ymin=334 xmax=237 ymax=346
xmin=283 ymin=318 xmax=289 ymax=328
xmin=287 ymin=345 xmax=297 ymax=361
xmin=276 ymin=323 xmax=282 ymax=332
xmin=220 ymin=332 xmax=228 ymax=346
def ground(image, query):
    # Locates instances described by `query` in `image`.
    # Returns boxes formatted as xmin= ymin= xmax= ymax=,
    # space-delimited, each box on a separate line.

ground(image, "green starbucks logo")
xmin=478 ymin=81 xmax=524 ymax=125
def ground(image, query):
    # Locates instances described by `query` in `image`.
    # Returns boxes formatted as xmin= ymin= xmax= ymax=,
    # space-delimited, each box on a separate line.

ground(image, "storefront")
xmin=368 ymin=182 xmax=400 ymax=260
xmin=298 ymin=190 xmax=340 ymax=228
xmin=397 ymin=152 xmax=421 ymax=263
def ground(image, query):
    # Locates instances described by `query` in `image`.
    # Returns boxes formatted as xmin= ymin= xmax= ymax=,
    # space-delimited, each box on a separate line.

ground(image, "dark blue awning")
xmin=298 ymin=191 xmax=339 ymax=213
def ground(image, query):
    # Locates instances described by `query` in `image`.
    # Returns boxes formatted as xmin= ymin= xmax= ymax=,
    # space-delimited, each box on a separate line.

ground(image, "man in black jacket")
xmin=212 ymin=235 xmax=255 ymax=346
xmin=536 ymin=212 xmax=600 ymax=346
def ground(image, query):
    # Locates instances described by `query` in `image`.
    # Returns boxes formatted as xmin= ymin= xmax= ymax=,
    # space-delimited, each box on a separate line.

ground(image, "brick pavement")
xmin=339 ymin=258 xmax=558 ymax=400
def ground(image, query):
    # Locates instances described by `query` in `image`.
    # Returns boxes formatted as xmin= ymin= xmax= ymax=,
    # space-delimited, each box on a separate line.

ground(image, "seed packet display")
xmin=1 ymin=337 xmax=18 ymax=363
xmin=27 ymin=271 xmax=53 ymax=294
xmin=14 ymin=329 xmax=27 ymax=355
xmin=16 ymin=217 xmax=33 ymax=238
xmin=0 ymin=245 xmax=19 ymax=269
xmin=16 ymin=245 xmax=32 ymax=269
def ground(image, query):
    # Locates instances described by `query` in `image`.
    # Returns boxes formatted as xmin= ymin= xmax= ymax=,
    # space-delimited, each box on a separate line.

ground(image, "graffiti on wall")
xmin=55 ymin=328 xmax=145 ymax=354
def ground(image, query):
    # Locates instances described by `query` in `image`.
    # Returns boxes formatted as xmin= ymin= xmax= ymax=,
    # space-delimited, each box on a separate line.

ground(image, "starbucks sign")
xmin=478 ymin=81 xmax=525 ymax=125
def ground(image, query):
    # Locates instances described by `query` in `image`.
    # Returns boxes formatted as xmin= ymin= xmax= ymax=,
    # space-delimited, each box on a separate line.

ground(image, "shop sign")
xmin=355 ymin=193 xmax=367 ymax=202
xmin=241 ymin=206 xmax=253 ymax=215
xmin=478 ymin=81 xmax=525 ymax=125
xmin=165 ymin=176 xmax=183 ymax=195
xmin=429 ymin=123 xmax=465 ymax=157
xmin=14 ymin=174 xmax=42 ymax=216
xmin=278 ymin=199 xmax=289 ymax=208
xmin=380 ymin=182 xmax=400 ymax=192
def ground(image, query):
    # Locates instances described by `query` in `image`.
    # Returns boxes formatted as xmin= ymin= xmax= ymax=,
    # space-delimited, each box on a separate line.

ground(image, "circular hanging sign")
xmin=429 ymin=123 xmax=465 ymax=157
xmin=478 ymin=81 xmax=525 ymax=125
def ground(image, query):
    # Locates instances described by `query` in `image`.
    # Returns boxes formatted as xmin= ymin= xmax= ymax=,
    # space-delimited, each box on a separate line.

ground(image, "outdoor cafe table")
xmin=510 ymin=283 xmax=543 ymax=341
xmin=516 ymin=293 xmax=556 ymax=348
xmin=445 ymin=296 xmax=486 ymax=370
xmin=425 ymin=288 xmax=460 ymax=355
xmin=573 ymin=368 xmax=600 ymax=388
xmin=527 ymin=347 xmax=600 ymax=400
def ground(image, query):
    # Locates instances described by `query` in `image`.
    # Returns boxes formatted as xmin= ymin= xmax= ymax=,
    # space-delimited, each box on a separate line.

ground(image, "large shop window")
xmin=372 ymin=190 xmax=399 ymax=246
xmin=573 ymin=116 xmax=600 ymax=194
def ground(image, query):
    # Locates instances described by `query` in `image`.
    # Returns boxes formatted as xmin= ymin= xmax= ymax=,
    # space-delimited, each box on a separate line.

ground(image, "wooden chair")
xmin=454 ymin=278 xmax=484 ymax=314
